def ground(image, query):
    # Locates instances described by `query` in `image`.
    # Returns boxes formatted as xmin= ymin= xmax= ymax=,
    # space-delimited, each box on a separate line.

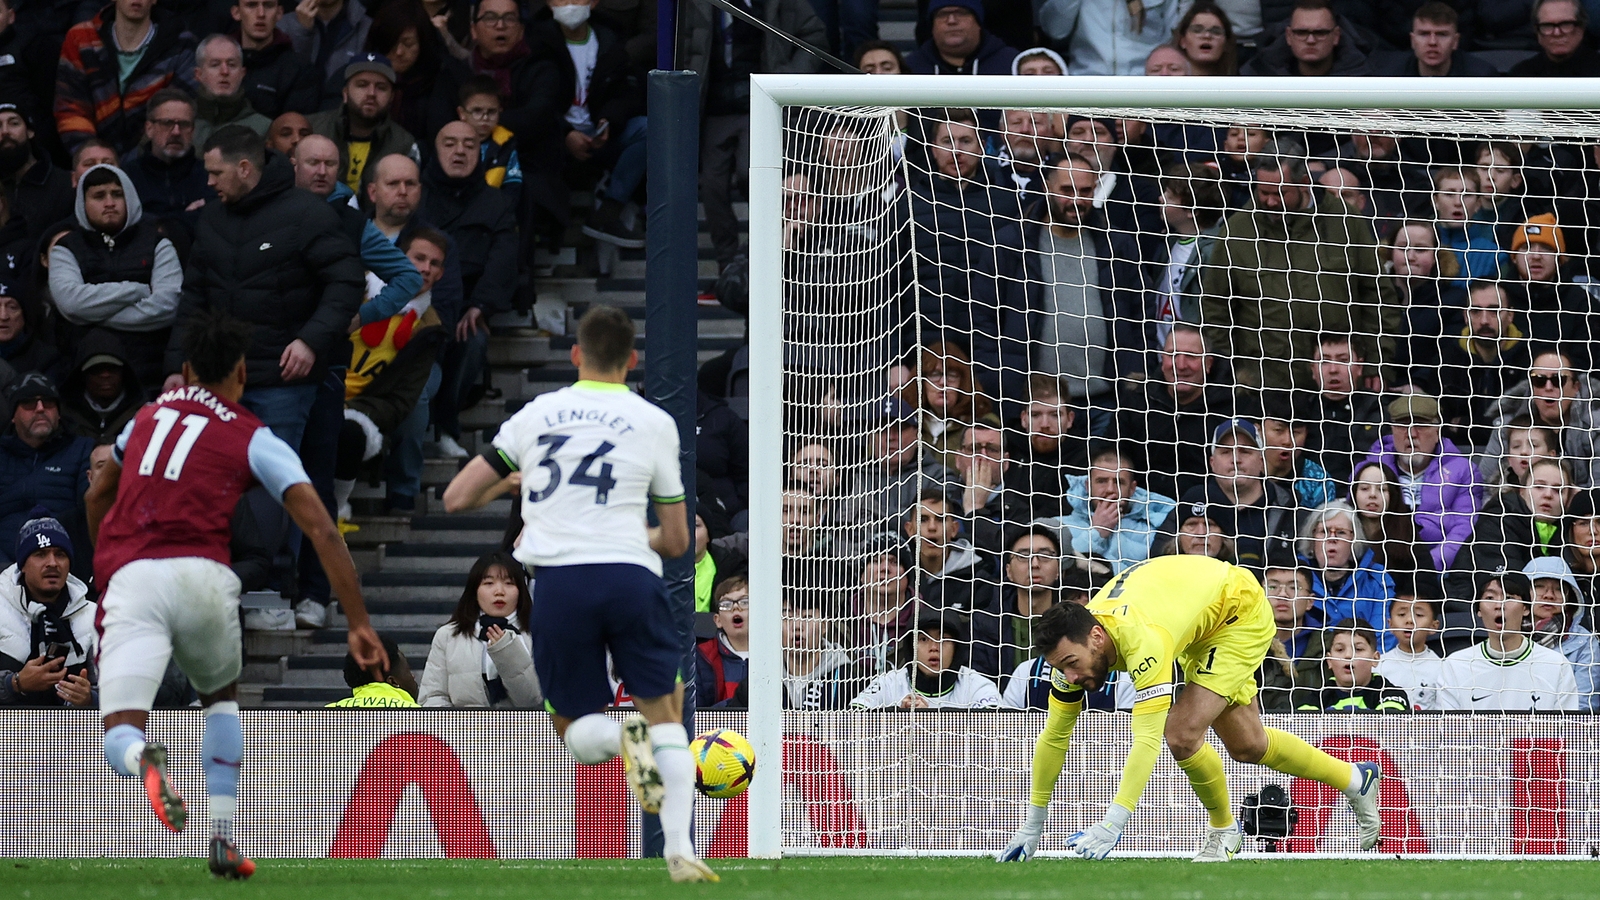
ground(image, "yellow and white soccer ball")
xmin=690 ymin=729 xmax=756 ymax=798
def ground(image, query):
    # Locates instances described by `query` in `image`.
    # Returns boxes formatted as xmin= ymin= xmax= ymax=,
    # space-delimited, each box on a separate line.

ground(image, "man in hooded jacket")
xmin=48 ymin=163 xmax=180 ymax=394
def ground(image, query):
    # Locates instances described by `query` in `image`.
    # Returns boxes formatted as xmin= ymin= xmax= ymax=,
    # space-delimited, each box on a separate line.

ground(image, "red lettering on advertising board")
xmin=574 ymin=758 xmax=631 ymax=858
xmin=329 ymin=733 xmax=497 ymax=858
xmin=1283 ymin=736 xmax=1428 ymax=853
xmin=1510 ymin=738 xmax=1566 ymax=854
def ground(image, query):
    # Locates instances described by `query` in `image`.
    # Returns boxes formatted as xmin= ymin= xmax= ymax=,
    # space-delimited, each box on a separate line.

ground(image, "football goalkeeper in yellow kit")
xmin=997 ymin=555 xmax=1383 ymax=863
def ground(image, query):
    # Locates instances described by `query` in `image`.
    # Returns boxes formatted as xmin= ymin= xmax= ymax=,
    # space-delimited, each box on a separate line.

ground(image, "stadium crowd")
xmin=2 ymin=0 xmax=1600 ymax=717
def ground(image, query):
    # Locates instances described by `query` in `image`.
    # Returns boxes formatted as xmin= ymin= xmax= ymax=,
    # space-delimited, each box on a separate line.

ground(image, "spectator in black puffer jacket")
xmin=161 ymin=125 xmax=363 ymax=452
xmin=233 ymin=0 xmax=322 ymax=117
xmin=0 ymin=374 xmax=94 ymax=582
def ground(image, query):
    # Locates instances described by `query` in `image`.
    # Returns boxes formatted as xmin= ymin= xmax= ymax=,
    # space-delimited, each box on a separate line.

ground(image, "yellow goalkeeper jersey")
xmin=1086 ymin=555 xmax=1258 ymax=702
xmin=1029 ymin=556 xmax=1273 ymax=812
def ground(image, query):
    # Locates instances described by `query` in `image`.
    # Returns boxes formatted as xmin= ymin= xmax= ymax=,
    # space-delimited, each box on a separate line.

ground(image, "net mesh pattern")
xmin=768 ymin=100 xmax=1600 ymax=855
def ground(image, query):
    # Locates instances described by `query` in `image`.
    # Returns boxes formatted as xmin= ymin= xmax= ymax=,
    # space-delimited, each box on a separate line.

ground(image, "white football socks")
xmin=564 ymin=714 xmax=622 ymax=764
xmin=1346 ymin=764 xmax=1365 ymax=794
xmin=104 ymin=723 xmax=146 ymax=777
xmin=650 ymin=722 xmax=695 ymax=859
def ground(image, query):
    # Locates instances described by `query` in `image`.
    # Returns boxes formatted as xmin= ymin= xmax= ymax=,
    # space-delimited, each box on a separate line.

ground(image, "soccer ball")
xmin=690 ymin=729 xmax=755 ymax=798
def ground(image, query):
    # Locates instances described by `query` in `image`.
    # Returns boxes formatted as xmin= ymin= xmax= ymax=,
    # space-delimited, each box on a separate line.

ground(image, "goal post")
xmin=743 ymin=75 xmax=1600 ymax=860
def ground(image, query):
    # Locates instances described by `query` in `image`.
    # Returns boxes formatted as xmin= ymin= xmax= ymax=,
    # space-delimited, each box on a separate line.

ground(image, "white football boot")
xmin=1344 ymin=761 xmax=1384 ymax=850
xmin=1192 ymin=822 xmax=1243 ymax=862
xmin=667 ymin=855 xmax=721 ymax=883
xmin=618 ymin=713 xmax=665 ymax=815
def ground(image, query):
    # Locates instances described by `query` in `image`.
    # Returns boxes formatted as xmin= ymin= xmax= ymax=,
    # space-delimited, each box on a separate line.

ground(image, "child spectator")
xmin=1485 ymin=420 xmax=1561 ymax=493
xmin=417 ymin=551 xmax=540 ymax=708
xmin=851 ymin=613 xmax=1003 ymax=709
xmin=695 ymin=576 xmax=750 ymax=707
xmin=1259 ymin=389 xmax=1339 ymax=509
xmin=1431 ymin=166 xmax=1504 ymax=284
xmin=783 ymin=588 xmax=866 ymax=710
xmin=848 ymin=537 xmax=917 ymax=673
xmin=905 ymin=489 xmax=991 ymax=616
xmin=1298 ymin=501 xmax=1397 ymax=651
xmin=1258 ymin=559 xmax=1322 ymax=712
xmin=1523 ymin=557 xmax=1600 ymax=711
xmin=1437 ymin=572 xmax=1578 ymax=711
xmin=455 ymin=75 xmax=521 ymax=214
xmin=1376 ymin=595 xmax=1444 ymax=709
xmin=1293 ymin=620 xmax=1410 ymax=712
xmin=1449 ymin=458 xmax=1576 ymax=602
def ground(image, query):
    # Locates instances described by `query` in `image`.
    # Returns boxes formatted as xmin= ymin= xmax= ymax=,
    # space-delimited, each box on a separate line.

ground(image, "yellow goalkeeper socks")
xmin=1260 ymin=727 xmax=1354 ymax=790
xmin=1174 ymin=743 xmax=1234 ymax=829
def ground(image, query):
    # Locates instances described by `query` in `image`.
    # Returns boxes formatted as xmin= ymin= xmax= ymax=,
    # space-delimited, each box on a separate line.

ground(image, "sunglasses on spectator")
xmin=14 ymin=398 xmax=57 ymax=410
xmin=1287 ymin=27 xmax=1335 ymax=40
xmin=1538 ymin=19 xmax=1581 ymax=34
xmin=718 ymin=597 xmax=750 ymax=612
xmin=1530 ymin=374 xmax=1571 ymax=389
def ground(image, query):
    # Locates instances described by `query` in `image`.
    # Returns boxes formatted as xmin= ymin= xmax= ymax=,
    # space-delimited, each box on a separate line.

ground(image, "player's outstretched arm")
xmin=998 ymin=688 xmax=1084 ymax=862
xmin=1067 ymin=695 xmax=1170 ymax=861
xmin=443 ymin=455 xmax=518 ymax=513
xmin=84 ymin=456 xmax=122 ymax=545
xmin=282 ymin=482 xmax=389 ymax=680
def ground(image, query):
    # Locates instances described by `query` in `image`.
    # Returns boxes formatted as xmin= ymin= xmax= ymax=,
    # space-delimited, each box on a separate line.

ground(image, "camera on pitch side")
xmin=1241 ymin=783 xmax=1297 ymax=851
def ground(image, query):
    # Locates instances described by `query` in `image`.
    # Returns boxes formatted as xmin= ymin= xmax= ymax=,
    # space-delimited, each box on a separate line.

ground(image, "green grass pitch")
xmin=9 ymin=858 xmax=1600 ymax=899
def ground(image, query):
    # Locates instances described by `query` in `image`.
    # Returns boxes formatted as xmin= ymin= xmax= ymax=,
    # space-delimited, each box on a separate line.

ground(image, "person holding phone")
xmin=0 ymin=508 xmax=97 ymax=707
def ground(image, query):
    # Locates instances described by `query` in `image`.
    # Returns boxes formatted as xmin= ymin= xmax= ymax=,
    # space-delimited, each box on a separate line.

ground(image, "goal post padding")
xmin=746 ymin=76 xmax=1600 ymax=858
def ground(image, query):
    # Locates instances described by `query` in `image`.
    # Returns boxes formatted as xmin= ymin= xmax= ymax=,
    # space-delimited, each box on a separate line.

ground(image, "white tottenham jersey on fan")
xmin=493 ymin=382 xmax=684 ymax=575
xmin=1435 ymin=640 xmax=1579 ymax=711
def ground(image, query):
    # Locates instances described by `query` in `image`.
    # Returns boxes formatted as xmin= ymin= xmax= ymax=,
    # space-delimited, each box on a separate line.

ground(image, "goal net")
xmin=740 ymin=77 xmax=1600 ymax=859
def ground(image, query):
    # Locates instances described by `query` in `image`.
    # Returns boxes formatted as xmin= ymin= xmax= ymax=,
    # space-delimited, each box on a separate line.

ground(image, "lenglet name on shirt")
xmin=545 ymin=407 xmax=636 ymax=435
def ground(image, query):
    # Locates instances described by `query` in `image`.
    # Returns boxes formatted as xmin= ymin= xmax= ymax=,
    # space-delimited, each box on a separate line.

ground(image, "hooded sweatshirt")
xmin=0 ymin=562 xmax=96 ymax=705
xmin=1524 ymin=558 xmax=1600 ymax=712
xmin=48 ymin=163 xmax=182 ymax=334
xmin=60 ymin=328 xmax=144 ymax=442
xmin=1042 ymin=474 xmax=1178 ymax=572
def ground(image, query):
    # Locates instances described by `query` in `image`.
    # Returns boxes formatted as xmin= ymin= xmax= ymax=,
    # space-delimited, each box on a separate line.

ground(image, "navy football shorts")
xmin=530 ymin=562 xmax=682 ymax=718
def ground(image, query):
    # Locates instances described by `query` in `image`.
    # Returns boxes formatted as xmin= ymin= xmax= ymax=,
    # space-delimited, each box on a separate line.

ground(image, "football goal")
xmin=740 ymin=75 xmax=1600 ymax=859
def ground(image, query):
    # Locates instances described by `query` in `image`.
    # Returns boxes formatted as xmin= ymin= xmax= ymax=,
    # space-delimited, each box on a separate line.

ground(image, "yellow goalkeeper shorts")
xmin=1177 ymin=567 xmax=1276 ymax=708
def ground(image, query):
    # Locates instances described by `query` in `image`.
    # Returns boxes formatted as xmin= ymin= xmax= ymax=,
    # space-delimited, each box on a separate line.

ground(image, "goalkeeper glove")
xmin=1066 ymin=804 xmax=1131 ymax=861
xmin=995 ymin=804 xmax=1048 ymax=862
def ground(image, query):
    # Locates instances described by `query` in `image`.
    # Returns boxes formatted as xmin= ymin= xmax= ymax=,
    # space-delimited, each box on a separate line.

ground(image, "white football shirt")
xmin=1435 ymin=639 xmax=1579 ymax=712
xmin=493 ymin=381 xmax=684 ymax=575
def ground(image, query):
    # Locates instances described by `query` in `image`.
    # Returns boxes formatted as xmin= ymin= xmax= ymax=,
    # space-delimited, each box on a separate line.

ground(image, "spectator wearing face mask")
xmin=0 ymin=510 xmax=96 ymax=707
xmin=418 ymin=551 xmax=541 ymax=708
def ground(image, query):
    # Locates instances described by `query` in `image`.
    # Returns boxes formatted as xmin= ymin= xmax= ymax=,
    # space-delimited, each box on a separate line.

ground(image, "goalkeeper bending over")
xmin=998 ymin=556 xmax=1382 ymax=863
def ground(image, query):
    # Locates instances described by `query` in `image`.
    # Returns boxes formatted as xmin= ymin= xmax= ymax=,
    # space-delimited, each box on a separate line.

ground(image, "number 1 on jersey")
xmin=137 ymin=407 xmax=210 ymax=481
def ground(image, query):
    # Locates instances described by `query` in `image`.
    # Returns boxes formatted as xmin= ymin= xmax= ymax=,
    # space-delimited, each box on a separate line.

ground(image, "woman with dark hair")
xmin=899 ymin=341 xmax=999 ymax=469
xmin=1173 ymin=3 xmax=1238 ymax=76
xmin=365 ymin=0 xmax=444 ymax=140
xmin=418 ymin=551 xmax=543 ymax=707
xmin=1348 ymin=460 xmax=1425 ymax=587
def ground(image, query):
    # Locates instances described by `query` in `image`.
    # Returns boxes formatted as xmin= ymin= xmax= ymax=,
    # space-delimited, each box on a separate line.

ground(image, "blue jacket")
xmin=0 ymin=430 xmax=95 ymax=580
xmin=1302 ymin=549 xmax=1396 ymax=651
xmin=1043 ymin=475 xmax=1178 ymax=573
xmin=324 ymin=183 xmax=424 ymax=325
xmin=1437 ymin=217 xmax=1505 ymax=285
